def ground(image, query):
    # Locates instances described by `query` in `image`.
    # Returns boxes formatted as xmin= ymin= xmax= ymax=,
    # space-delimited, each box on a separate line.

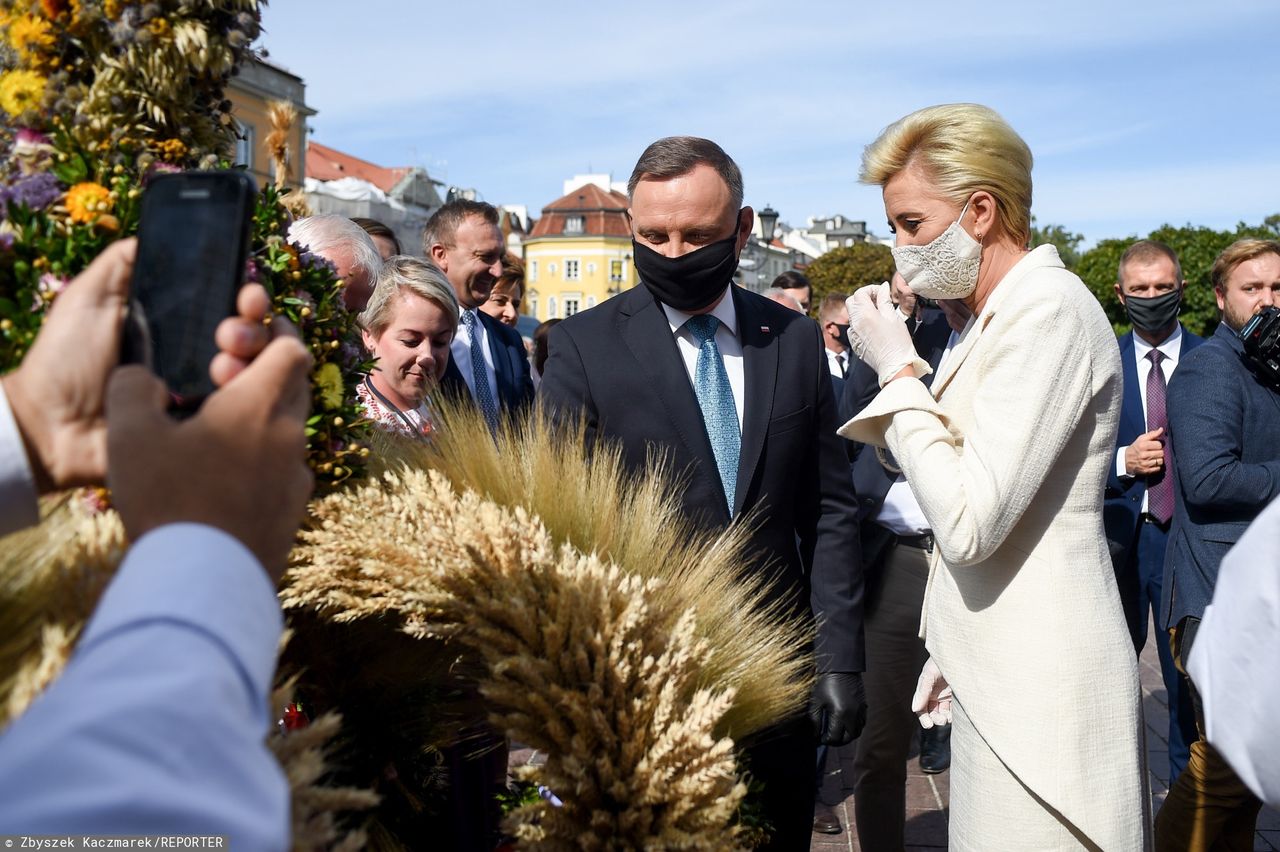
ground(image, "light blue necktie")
xmin=461 ymin=310 xmax=500 ymax=431
xmin=685 ymin=314 xmax=740 ymax=515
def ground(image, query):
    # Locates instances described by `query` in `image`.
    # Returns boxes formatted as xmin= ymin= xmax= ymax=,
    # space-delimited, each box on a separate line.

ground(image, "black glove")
xmin=808 ymin=671 xmax=868 ymax=746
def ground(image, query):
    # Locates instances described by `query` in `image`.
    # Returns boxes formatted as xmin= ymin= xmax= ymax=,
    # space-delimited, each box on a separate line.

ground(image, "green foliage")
xmin=1075 ymin=218 xmax=1279 ymax=338
xmin=1029 ymin=217 xmax=1084 ymax=270
xmin=805 ymin=242 xmax=896 ymax=305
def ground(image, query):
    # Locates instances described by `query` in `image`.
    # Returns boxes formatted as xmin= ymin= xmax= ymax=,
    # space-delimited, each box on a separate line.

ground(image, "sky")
xmin=258 ymin=0 xmax=1280 ymax=248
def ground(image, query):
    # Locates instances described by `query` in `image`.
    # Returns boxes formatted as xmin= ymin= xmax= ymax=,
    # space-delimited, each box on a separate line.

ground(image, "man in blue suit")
xmin=1102 ymin=240 xmax=1202 ymax=784
xmin=426 ymin=200 xmax=535 ymax=425
xmin=1155 ymin=238 xmax=1280 ymax=851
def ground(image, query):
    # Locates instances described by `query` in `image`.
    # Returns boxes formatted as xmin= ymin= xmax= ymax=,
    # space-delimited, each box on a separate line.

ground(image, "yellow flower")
xmin=65 ymin=182 xmax=112 ymax=224
xmin=103 ymin=0 xmax=123 ymax=19
xmin=0 ymin=69 xmax=47 ymax=117
xmin=147 ymin=17 xmax=168 ymax=36
xmin=315 ymin=362 xmax=345 ymax=410
xmin=153 ymin=137 xmax=186 ymax=161
xmin=7 ymin=15 xmax=55 ymax=57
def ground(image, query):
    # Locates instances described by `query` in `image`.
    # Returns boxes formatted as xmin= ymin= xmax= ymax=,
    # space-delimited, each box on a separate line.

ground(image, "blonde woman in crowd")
xmin=357 ymin=256 xmax=459 ymax=440
xmin=839 ymin=103 xmax=1146 ymax=850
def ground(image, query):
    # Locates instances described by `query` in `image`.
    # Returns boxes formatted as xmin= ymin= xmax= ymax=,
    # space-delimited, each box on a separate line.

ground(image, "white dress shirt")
xmin=875 ymin=329 xmax=961 ymax=536
xmin=450 ymin=308 xmax=501 ymax=406
xmin=1115 ymin=325 xmax=1183 ymax=513
xmin=825 ymin=348 xmax=849 ymax=380
xmin=0 ymin=384 xmax=289 ymax=847
xmin=1188 ymin=493 xmax=1280 ymax=807
xmin=661 ymin=290 xmax=745 ymax=430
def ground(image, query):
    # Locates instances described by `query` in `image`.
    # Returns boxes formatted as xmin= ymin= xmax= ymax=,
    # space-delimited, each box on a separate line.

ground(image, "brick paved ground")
xmin=811 ymin=616 xmax=1280 ymax=850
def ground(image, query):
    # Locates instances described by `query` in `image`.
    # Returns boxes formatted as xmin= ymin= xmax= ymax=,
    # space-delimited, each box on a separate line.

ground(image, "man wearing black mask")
xmin=1103 ymin=238 xmax=1202 ymax=786
xmin=540 ymin=136 xmax=867 ymax=850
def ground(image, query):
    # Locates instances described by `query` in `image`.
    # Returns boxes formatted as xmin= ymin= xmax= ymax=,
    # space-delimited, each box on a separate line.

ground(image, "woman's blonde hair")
xmin=358 ymin=255 xmax=460 ymax=338
xmin=861 ymin=103 xmax=1034 ymax=245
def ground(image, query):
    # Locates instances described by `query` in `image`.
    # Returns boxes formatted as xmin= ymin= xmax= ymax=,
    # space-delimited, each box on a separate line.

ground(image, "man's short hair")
xmin=422 ymin=199 xmax=500 ymax=254
xmin=818 ymin=292 xmax=849 ymax=325
xmin=763 ymin=288 xmax=804 ymax=312
xmin=627 ymin=136 xmax=744 ymax=209
xmin=1211 ymin=238 xmax=1280 ymax=292
xmin=1118 ymin=239 xmax=1182 ymax=286
xmin=287 ymin=214 xmax=381 ymax=281
xmin=772 ymin=270 xmax=811 ymax=293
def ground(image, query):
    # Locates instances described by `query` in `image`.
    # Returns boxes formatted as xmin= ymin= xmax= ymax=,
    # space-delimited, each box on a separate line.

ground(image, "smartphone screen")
xmin=126 ymin=171 xmax=257 ymax=407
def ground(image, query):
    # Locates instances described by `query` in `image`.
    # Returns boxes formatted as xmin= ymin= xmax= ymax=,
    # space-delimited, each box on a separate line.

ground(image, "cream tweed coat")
xmin=840 ymin=246 xmax=1147 ymax=850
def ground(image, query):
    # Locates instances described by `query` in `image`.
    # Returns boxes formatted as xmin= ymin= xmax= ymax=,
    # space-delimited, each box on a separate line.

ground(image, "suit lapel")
xmin=733 ymin=289 xmax=777 ymax=516
xmin=617 ymin=290 xmax=724 ymax=511
xmin=1118 ymin=333 xmax=1146 ymax=438
xmin=479 ymin=311 xmax=512 ymax=406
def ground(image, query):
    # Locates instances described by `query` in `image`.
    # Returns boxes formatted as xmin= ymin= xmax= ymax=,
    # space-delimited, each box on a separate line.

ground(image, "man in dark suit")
xmin=1102 ymin=240 xmax=1203 ymax=784
xmin=425 ymin=200 xmax=534 ymax=425
xmin=540 ymin=136 xmax=866 ymax=851
xmin=837 ymin=287 xmax=954 ymax=851
xmin=1155 ymin=238 xmax=1280 ymax=851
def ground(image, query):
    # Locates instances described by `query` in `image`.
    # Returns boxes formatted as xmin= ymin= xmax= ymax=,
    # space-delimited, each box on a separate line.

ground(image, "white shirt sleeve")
xmin=0 ymin=380 xmax=39 ymax=537
xmin=1116 ymin=447 xmax=1132 ymax=480
xmin=0 ymin=523 xmax=289 ymax=848
xmin=1188 ymin=494 xmax=1280 ymax=808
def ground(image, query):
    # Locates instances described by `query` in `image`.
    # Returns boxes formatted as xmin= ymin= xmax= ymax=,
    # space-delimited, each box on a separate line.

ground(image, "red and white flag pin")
xmin=760 ymin=325 xmax=770 ymax=333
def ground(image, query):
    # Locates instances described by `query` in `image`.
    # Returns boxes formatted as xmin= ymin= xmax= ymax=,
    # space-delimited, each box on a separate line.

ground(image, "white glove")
xmin=911 ymin=657 xmax=953 ymax=729
xmin=845 ymin=282 xmax=933 ymax=388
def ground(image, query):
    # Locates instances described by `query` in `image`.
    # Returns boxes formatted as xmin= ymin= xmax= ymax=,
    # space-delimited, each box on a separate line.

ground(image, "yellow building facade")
xmin=522 ymin=183 xmax=635 ymax=321
xmin=225 ymin=57 xmax=313 ymax=190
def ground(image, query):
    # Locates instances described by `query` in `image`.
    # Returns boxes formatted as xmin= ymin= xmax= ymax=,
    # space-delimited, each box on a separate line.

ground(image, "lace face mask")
xmin=891 ymin=200 xmax=982 ymax=300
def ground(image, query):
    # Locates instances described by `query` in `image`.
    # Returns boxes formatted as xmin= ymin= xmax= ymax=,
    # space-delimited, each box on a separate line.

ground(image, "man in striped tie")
xmin=426 ymin=200 xmax=535 ymax=426
xmin=540 ymin=136 xmax=867 ymax=851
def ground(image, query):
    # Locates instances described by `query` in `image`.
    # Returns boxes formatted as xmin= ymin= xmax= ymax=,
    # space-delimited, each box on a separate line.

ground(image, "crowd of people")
xmin=0 ymin=102 xmax=1277 ymax=852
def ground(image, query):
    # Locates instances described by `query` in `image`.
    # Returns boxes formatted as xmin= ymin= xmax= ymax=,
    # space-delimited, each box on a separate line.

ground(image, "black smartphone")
xmin=123 ymin=170 xmax=258 ymax=410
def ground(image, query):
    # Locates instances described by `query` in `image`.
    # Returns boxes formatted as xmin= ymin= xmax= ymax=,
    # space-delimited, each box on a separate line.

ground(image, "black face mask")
xmin=833 ymin=322 xmax=851 ymax=348
xmin=633 ymin=226 xmax=741 ymax=312
xmin=1124 ymin=289 xmax=1182 ymax=335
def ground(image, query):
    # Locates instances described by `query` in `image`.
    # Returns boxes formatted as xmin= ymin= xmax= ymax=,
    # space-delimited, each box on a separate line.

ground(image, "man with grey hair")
xmin=287 ymin=214 xmax=382 ymax=311
xmin=763 ymin=287 xmax=804 ymax=312
xmin=541 ymin=135 xmax=866 ymax=850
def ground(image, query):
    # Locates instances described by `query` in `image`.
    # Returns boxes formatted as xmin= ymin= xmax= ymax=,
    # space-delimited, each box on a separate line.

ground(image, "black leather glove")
xmin=808 ymin=671 xmax=868 ymax=746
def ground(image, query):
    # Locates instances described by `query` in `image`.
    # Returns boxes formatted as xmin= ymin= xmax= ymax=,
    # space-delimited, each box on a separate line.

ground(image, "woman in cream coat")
xmin=840 ymin=104 xmax=1147 ymax=850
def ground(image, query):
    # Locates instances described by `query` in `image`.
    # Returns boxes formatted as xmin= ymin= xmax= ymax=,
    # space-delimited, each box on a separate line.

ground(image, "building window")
xmin=610 ymin=260 xmax=624 ymax=282
xmin=548 ymin=262 xmax=557 ymax=275
xmin=527 ymin=296 xmax=538 ymax=318
xmin=564 ymin=216 xmax=584 ymax=234
xmin=234 ymin=121 xmax=254 ymax=169
xmin=563 ymin=296 xmax=581 ymax=316
xmin=529 ymin=260 xmax=538 ymax=282
xmin=586 ymin=295 xmax=597 ymax=309
xmin=548 ymin=296 xmax=558 ymax=318
xmin=564 ymin=259 xmax=580 ymax=281
xmin=587 ymin=262 xmax=596 ymax=275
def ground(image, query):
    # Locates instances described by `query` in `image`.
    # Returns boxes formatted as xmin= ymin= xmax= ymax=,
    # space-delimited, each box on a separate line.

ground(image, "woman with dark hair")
xmin=351 ymin=216 xmax=401 ymax=261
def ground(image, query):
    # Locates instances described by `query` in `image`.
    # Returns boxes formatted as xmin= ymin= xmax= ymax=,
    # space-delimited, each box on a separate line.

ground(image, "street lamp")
xmin=757 ymin=205 xmax=779 ymax=244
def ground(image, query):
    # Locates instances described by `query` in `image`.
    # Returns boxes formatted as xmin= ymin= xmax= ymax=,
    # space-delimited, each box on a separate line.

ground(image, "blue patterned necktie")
xmin=461 ymin=310 xmax=500 ymax=431
xmin=685 ymin=314 xmax=740 ymax=515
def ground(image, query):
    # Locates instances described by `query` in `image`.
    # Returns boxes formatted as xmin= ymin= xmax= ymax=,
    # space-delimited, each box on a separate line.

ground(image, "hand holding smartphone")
xmin=122 ymin=170 xmax=257 ymax=412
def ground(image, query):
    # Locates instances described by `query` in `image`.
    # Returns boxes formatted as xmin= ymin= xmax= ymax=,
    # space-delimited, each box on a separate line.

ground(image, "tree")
xmin=1029 ymin=217 xmax=1084 ymax=270
xmin=1075 ymin=217 xmax=1279 ymax=338
xmin=805 ymin=242 xmax=896 ymax=306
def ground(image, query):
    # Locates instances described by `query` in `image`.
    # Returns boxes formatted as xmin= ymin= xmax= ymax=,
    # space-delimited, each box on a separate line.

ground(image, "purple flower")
xmin=244 ymin=258 xmax=261 ymax=284
xmin=298 ymin=250 xmax=335 ymax=272
xmin=14 ymin=128 xmax=51 ymax=147
xmin=340 ymin=341 xmax=363 ymax=369
xmin=142 ymin=161 xmax=181 ymax=185
xmin=11 ymin=129 xmax=55 ymax=175
xmin=1 ymin=173 xmax=62 ymax=218
xmin=0 ymin=232 xmax=15 ymax=252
